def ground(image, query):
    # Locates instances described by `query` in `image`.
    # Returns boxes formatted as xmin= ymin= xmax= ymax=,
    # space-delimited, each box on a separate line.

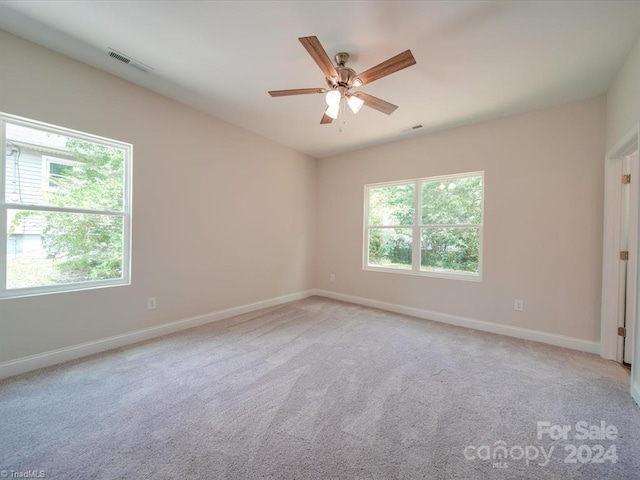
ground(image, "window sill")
xmin=364 ymin=265 xmax=482 ymax=282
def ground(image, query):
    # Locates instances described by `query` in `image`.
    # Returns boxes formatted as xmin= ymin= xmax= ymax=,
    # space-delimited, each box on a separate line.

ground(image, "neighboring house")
xmin=6 ymin=136 xmax=78 ymax=258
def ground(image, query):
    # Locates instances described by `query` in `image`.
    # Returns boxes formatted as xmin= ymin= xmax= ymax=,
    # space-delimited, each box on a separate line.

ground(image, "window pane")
xmin=49 ymin=162 xmax=73 ymax=178
xmin=421 ymin=175 xmax=482 ymax=225
xmin=7 ymin=209 xmax=124 ymax=289
xmin=368 ymin=183 xmax=415 ymax=226
xmin=421 ymin=227 xmax=480 ymax=274
xmin=368 ymin=228 xmax=412 ymax=269
xmin=48 ymin=159 xmax=77 ymax=188
xmin=5 ymin=122 xmax=125 ymax=211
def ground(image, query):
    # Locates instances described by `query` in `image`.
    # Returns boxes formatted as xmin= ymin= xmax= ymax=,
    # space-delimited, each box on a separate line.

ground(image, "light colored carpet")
xmin=1 ymin=296 xmax=639 ymax=479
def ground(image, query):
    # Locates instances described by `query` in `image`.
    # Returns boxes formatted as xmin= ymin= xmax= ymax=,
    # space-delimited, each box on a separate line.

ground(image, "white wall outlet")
xmin=514 ymin=299 xmax=524 ymax=311
xmin=147 ymin=297 xmax=157 ymax=310
xmin=330 ymin=273 xmax=335 ymax=282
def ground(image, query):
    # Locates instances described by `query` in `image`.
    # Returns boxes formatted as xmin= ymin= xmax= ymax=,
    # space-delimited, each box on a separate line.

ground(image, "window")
xmin=1 ymin=113 xmax=132 ymax=298
xmin=365 ymin=172 xmax=483 ymax=280
xmin=44 ymin=156 xmax=80 ymax=189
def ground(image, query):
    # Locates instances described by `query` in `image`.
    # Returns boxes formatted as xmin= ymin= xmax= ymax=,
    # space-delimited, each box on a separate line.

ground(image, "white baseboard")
xmin=0 ymin=288 xmax=602 ymax=380
xmin=0 ymin=290 xmax=315 ymax=380
xmin=313 ymin=289 xmax=600 ymax=354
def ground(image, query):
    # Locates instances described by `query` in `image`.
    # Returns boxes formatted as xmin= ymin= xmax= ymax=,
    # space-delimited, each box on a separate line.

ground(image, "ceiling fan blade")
xmin=355 ymin=50 xmax=416 ymax=86
xmin=320 ymin=113 xmax=334 ymax=124
xmin=354 ymin=92 xmax=398 ymax=115
xmin=299 ymin=36 xmax=339 ymax=81
xmin=269 ymin=88 xmax=326 ymax=97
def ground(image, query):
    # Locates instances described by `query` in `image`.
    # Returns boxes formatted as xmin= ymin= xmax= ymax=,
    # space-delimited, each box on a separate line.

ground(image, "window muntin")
xmin=1 ymin=113 xmax=132 ymax=298
xmin=365 ymin=172 xmax=483 ymax=280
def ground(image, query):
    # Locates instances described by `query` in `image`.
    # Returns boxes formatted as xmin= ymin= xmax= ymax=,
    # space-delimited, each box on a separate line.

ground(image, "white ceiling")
xmin=0 ymin=1 xmax=638 ymax=158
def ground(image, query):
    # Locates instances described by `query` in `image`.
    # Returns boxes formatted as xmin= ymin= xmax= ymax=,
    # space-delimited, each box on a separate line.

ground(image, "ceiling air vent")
xmin=107 ymin=48 xmax=153 ymax=73
xmin=400 ymin=124 xmax=424 ymax=133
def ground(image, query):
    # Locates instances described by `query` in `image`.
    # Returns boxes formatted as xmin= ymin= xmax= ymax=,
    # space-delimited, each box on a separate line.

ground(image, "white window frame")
xmin=363 ymin=171 xmax=484 ymax=281
xmin=0 ymin=112 xmax=132 ymax=299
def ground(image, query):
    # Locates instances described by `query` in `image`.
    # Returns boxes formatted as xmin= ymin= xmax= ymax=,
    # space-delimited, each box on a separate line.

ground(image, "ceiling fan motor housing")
xmin=327 ymin=53 xmax=357 ymax=90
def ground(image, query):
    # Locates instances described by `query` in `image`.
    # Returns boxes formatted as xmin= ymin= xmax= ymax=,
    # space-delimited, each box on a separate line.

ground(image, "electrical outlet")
xmin=147 ymin=297 xmax=157 ymax=310
xmin=330 ymin=273 xmax=335 ymax=282
xmin=514 ymin=299 xmax=524 ymax=311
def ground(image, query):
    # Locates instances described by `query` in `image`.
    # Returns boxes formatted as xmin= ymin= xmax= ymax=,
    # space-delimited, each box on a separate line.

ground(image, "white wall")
xmin=0 ymin=31 xmax=316 ymax=364
xmin=316 ymin=97 xmax=606 ymax=343
xmin=606 ymin=35 xmax=640 ymax=150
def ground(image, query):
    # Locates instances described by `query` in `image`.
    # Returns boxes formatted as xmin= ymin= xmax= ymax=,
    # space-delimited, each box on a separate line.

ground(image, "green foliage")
xmin=420 ymin=176 xmax=482 ymax=273
xmin=421 ymin=227 xmax=479 ymax=273
xmin=368 ymin=184 xmax=415 ymax=226
xmin=368 ymin=184 xmax=415 ymax=265
xmin=42 ymin=139 xmax=125 ymax=281
xmin=422 ymin=176 xmax=482 ymax=225
xmin=368 ymin=228 xmax=412 ymax=267
xmin=368 ymin=176 xmax=482 ymax=273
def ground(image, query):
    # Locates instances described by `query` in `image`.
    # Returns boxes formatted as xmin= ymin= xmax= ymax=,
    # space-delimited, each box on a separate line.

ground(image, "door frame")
xmin=601 ymin=123 xmax=640 ymax=362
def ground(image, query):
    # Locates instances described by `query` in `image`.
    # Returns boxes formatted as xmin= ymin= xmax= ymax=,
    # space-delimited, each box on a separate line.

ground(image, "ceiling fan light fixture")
xmin=325 ymin=90 xmax=341 ymax=107
xmin=325 ymin=103 xmax=340 ymax=119
xmin=353 ymin=78 xmax=363 ymax=87
xmin=347 ymin=95 xmax=364 ymax=114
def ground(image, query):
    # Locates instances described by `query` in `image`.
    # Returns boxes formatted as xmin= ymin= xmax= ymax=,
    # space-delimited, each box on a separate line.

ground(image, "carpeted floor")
xmin=1 ymin=296 xmax=639 ymax=479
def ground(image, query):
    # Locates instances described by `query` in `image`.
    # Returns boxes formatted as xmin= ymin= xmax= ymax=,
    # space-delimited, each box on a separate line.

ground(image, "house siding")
xmin=6 ymin=148 xmax=48 ymax=251
xmin=6 ymin=149 xmax=44 ymax=206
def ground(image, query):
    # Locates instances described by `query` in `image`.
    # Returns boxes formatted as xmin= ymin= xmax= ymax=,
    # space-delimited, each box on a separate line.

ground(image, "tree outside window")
xmin=365 ymin=172 xmax=483 ymax=279
xmin=2 ymin=114 xmax=131 ymax=297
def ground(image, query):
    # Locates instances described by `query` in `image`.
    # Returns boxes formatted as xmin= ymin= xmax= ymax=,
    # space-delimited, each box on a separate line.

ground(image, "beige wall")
xmin=0 ymin=27 xmax=619 ymax=366
xmin=0 ymin=31 xmax=316 ymax=363
xmin=316 ymin=97 xmax=606 ymax=341
xmin=606 ymin=35 xmax=640 ymax=150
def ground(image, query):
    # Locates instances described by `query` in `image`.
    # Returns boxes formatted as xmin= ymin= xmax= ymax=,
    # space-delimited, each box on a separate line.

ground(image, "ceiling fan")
xmin=268 ymin=36 xmax=416 ymax=124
